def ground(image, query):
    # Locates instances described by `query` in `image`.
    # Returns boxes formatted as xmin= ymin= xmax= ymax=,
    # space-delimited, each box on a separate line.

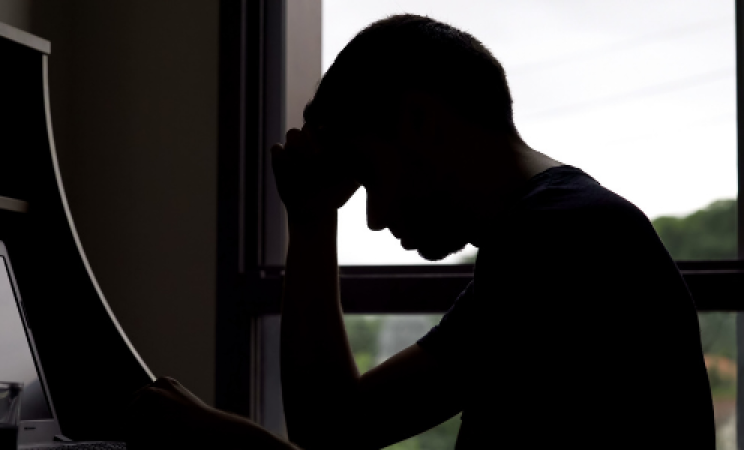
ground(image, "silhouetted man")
xmin=127 ymin=14 xmax=715 ymax=450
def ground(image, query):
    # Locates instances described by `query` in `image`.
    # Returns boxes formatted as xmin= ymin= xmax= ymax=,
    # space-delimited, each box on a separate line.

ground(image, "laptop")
xmin=0 ymin=240 xmax=125 ymax=449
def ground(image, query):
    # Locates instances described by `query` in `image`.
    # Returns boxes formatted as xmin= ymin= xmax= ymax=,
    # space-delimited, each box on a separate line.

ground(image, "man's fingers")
xmin=303 ymin=123 xmax=323 ymax=151
xmin=128 ymin=385 xmax=167 ymax=410
xmin=130 ymin=383 xmax=154 ymax=403
xmin=285 ymin=128 xmax=303 ymax=149
xmin=152 ymin=376 xmax=178 ymax=389
xmin=285 ymin=127 xmax=324 ymax=158
xmin=270 ymin=143 xmax=285 ymax=162
xmin=130 ymin=386 xmax=157 ymax=403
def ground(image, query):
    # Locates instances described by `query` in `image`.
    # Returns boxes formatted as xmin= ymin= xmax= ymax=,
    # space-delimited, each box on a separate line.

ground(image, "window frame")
xmin=217 ymin=0 xmax=744 ymax=439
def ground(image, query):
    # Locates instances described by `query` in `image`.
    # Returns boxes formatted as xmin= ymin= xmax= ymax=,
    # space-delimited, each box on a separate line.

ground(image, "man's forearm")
xmin=210 ymin=408 xmax=303 ymax=450
xmin=280 ymin=211 xmax=360 ymax=446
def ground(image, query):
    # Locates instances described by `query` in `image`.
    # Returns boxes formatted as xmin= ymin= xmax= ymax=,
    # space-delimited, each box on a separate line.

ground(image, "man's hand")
xmin=270 ymin=124 xmax=360 ymax=221
xmin=127 ymin=377 xmax=304 ymax=450
xmin=126 ymin=377 xmax=221 ymax=450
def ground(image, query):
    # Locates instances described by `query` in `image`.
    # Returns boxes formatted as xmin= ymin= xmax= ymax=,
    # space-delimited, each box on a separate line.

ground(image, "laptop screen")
xmin=0 ymin=255 xmax=53 ymax=420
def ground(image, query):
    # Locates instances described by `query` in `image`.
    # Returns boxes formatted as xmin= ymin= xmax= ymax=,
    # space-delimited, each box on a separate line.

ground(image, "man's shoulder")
xmin=476 ymin=168 xmax=662 ymax=275
xmin=519 ymin=166 xmax=642 ymax=219
xmin=505 ymin=167 xmax=653 ymax=243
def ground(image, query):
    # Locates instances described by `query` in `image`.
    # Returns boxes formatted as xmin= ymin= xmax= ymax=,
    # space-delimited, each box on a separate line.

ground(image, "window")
xmin=325 ymin=0 xmax=737 ymax=265
xmin=217 ymin=1 xmax=744 ymax=449
xmin=344 ymin=312 xmax=738 ymax=450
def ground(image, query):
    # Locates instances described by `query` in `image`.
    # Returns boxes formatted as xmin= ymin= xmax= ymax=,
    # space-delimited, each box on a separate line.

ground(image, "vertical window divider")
xmin=735 ymin=0 xmax=744 ymax=441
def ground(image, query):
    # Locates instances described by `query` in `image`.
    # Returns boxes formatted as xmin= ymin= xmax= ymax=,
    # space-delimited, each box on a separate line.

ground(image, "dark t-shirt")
xmin=417 ymin=164 xmax=715 ymax=449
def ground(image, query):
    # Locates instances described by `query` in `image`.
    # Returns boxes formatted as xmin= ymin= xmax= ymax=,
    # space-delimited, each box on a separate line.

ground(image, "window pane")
xmin=702 ymin=312 xmax=737 ymax=450
xmin=344 ymin=314 xmax=459 ymax=450
xmin=343 ymin=312 xmax=737 ymax=449
xmin=323 ymin=0 xmax=736 ymax=265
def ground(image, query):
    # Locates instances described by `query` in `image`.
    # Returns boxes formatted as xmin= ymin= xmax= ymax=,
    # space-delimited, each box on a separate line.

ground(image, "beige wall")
xmin=0 ymin=1 xmax=218 ymax=406
xmin=0 ymin=1 xmax=30 ymax=31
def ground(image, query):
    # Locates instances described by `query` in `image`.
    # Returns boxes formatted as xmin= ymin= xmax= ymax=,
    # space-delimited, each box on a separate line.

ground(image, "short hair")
xmin=304 ymin=13 xmax=518 ymax=142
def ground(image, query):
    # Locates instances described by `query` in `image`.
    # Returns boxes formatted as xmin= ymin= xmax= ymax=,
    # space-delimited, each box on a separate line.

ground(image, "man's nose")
xmin=366 ymin=192 xmax=388 ymax=231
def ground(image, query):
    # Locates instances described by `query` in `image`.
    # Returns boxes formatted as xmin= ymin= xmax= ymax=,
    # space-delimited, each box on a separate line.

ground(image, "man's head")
xmin=305 ymin=14 xmax=525 ymax=261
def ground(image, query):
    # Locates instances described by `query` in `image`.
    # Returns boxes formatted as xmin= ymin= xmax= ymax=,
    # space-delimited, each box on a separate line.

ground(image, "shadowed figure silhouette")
xmin=129 ymin=13 xmax=716 ymax=450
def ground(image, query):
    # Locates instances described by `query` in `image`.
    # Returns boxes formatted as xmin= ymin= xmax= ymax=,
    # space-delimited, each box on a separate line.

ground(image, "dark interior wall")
xmin=0 ymin=1 xmax=218 ymax=405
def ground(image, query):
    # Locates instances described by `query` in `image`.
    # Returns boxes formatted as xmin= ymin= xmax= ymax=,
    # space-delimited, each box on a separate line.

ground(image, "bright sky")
xmin=322 ymin=0 xmax=737 ymax=265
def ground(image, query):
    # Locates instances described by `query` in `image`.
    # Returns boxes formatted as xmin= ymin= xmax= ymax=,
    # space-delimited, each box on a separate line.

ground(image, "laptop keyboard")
xmin=26 ymin=443 xmax=126 ymax=450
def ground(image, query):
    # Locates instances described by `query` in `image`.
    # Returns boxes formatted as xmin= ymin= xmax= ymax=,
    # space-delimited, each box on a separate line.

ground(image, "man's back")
xmin=418 ymin=165 xmax=715 ymax=449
